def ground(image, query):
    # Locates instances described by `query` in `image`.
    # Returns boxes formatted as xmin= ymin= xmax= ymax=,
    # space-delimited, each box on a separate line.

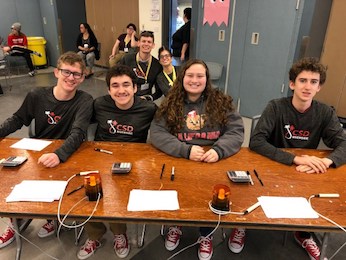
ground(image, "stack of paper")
xmin=6 ymin=180 xmax=68 ymax=202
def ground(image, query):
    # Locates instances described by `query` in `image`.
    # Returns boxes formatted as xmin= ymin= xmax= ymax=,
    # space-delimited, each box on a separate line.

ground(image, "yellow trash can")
xmin=27 ymin=36 xmax=47 ymax=67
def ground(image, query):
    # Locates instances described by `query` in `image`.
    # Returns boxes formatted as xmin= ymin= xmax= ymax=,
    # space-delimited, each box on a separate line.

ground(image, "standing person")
xmin=150 ymin=59 xmax=244 ymax=260
xmin=0 ymin=51 xmax=93 ymax=249
xmin=7 ymin=22 xmax=39 ymax=77
xmin=120 ymin=30 xmax=162 ymax=101
xmin=109 ymin=23 xmax=138 ymax=67
xmin=171 ymin=7 xmax=191 ymax=65
xmin=156 ymin=46 xmax=180 ymax=96
xmin=77 ymin=22 xmax=99 ymax=78
xmin=248 ymin=57 xmax=346 ymax=260
xmin=77 ymin=65 xmax=156 ymax=259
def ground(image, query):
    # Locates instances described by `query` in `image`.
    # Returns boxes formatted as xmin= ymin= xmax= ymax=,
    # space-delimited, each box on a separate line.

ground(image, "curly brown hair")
xmin=289 ymin=57 xmax=327 ymax=85
xmin=156 ymin=59 xmax=234 ymax=134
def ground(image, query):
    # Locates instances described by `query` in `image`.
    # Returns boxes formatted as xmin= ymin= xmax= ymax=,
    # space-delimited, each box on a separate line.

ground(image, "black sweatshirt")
xmin=0 ymin=87 xmax=93 ymax=162
xmin=93 ymin=95 xmax=157 ymax=143
xmin=250 ymin=97 xmax=346 ymax=167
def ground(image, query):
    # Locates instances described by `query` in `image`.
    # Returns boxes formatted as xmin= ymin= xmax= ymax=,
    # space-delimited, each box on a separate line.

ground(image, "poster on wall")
xmin=150 ymin=0 xmax=160 ymax=21
xmin=203 ymin=0 xmax=230 ymax=26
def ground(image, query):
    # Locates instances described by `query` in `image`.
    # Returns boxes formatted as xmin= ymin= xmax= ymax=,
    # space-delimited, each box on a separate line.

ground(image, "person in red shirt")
xmin=7 ymin=22 xmax=40 ymax=76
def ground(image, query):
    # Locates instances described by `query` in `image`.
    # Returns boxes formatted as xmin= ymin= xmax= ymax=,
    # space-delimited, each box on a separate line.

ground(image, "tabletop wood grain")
xmin=1 ymin=138 xmax=345 ymax=232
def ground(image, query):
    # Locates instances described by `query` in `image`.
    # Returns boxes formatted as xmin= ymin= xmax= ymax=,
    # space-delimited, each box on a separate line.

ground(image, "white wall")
xmin=138 ymin=0 xmax=162 ymax=59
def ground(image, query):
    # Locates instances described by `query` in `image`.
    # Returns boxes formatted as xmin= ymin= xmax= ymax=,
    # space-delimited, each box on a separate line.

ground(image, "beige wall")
xmin=317 ymin=0 xmax=346 ymax=117
xmin=138 ymin=0 xmax=162 ymax=59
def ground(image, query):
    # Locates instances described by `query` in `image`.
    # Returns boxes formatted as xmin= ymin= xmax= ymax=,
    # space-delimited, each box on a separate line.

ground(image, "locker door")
xmin=238 ymin=0 xmax=302 ymax=117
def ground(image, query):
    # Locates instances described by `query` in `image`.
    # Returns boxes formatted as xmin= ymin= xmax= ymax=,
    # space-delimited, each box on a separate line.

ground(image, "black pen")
xmin=94 ymin=148 xmax=113 ymax=155
xmin=254 ymin=169 xmax=264 ymax=186
xmin=160 ymin=163 xmax=165 ymax=179
xmin=171 ymin=166 xmax=175 ymax=181
xmin=67 ymin=185 xmax=84 ymax=196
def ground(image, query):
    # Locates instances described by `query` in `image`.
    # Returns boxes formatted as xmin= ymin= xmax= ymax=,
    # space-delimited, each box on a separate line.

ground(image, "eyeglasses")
xmin=141 ymin=30 xmax=154 ymax=36
xmin=160 ymin=54 xmax=171 ymax=59
xmin=59 ymin=69 xmax=83 ymax=79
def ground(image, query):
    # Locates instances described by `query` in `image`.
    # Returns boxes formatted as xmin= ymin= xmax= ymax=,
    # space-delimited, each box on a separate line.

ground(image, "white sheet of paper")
xmin=10 ymin=138 xmax=52 ymax=151
xmin=6 ymin=180 xmax=68 ymax=202
xmin=127 ymin=189 xmax=180 ymax=211
xmin=258 ymin=196 xmax=318 ymax=219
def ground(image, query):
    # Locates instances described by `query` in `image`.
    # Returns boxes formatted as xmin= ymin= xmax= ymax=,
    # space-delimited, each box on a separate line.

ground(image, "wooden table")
xmin=1 ymin=138 xmax=346 ymax=259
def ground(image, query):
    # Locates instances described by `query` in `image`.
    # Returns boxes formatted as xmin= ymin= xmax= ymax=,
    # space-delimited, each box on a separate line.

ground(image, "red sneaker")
xmin=228 ymin=228 xmax=246 ymax=253
xmin=165 ymin=226 xmax=182 ymax=251
xmin=37 ymin=221 xmax=55 ymax=238
xmin=77 ymin=239 xmax=101 ymax=260
xmin=294 ymin=231 xmax=320 ymax=260
xmin=0 ymin=226 xmax=15 ymax=248
xmin=113 ymin=234 xmax=130 ymax=258
xmin=198 ymin=236 xmax=213 ymax=260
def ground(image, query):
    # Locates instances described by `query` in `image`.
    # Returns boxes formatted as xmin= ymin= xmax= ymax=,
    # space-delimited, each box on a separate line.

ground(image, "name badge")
xmin=141 ymin=83 xmax=149 ymax=91
xmin=124 ymin=47 xmax=129 ymax=53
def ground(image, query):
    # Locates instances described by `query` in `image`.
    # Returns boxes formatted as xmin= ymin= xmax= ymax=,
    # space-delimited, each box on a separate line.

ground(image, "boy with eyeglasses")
xmin=120 ymin=30 xmax=163 ymax=101
xmin=0 ymin=51 xmax=93 ymax=248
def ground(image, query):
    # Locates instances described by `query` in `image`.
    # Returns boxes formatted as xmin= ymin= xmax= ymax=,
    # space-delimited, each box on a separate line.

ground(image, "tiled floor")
xmin=0 ymin=69 xmax=345 ymax=260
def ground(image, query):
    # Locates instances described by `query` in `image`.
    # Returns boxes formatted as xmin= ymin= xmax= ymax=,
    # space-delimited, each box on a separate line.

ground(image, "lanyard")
xmin=136 ymin=53 xmax=152 ymax=83
xmin=163 ymin=66 xmax=177 ymax=87
xmin=124 ymin=35 xmax=130 ymax=47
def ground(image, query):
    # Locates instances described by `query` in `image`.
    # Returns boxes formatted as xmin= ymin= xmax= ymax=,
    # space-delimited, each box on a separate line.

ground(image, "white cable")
xmin=208 ymin=201 xmax=244 ymax=215
xmin=167 ymin=214 xmax=222 ymax=260
xmin=0 ymin=218 xmax=60 ymax=260
xmin=308 ymin=195 xmax=346 ymax=260
xmin=167 ymin=200 xmax=259 ymax=259
xmin=57 ymin=173 xmax=101 ymax=229
xmin=56 ymin=195 xmax=89 ymax=251
xmin=57 ymin=193 xmax=101 ymax=229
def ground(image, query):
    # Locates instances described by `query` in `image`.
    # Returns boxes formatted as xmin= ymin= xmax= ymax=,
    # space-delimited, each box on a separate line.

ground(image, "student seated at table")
xmin=0 ymin=51 xmax=93 ymax=249
xmin=77 ymin=65 xmax=157 ymax=260
xmin=248 ymin=57 xmax=346 ymax=260
xmin=150 ymin=59 xmax=244 ymax=260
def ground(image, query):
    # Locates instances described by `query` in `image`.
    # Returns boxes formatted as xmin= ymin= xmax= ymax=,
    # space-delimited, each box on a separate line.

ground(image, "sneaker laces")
xmin=82 ymin=239 xmax=97 ymax=253
xmin=301 ymin=238 xmax=320 ymax=257
xmin=198 ymin=236 xmax=212 ymax=253
xmin=166 ymin=227 xmax=182 ymax=243
xmin=114 ymin=234 xmax=127 ymax=249
xmin=42 ymin=221 xmax=54 ymax=231
xmin=0 ymin=227 xmax=14 ymax=241
xmin=232 ymin=229 xmax=245 ymax=244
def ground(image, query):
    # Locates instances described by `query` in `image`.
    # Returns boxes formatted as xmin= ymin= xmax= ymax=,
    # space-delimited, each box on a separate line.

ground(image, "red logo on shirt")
xmin=107 ymin=119 xmax=134 ymax=135
xmin=284 ymin=124 xmax=310 ymax=140
xmin=45 ymin=111 xmax=61 ymax=125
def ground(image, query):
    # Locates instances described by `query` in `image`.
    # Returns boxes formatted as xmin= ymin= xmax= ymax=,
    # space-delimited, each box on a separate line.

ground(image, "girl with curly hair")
xmin=151 ymin=59 xmax=244 ymax=162
xmin=150 ymin=59 xmax=244 ymax=260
